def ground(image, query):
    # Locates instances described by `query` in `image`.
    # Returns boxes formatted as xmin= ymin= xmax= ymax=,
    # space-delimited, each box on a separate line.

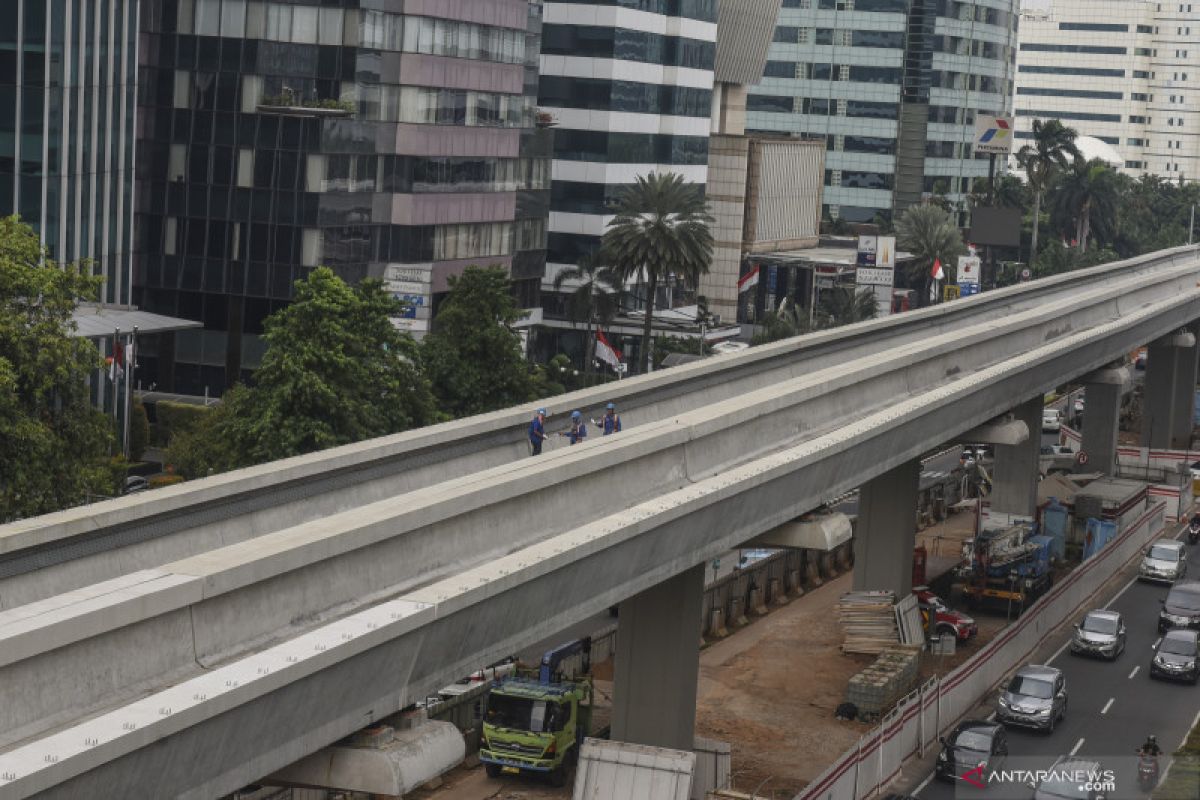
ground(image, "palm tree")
xmin=817 ymin=287 xmax=879 ymax=327
xmin=603 ymin=172 xmax=714 ymax=373
xmin=1048 ymin=158 xmax=1123 ymax=253
xmin=552 ymin=251 xmax=623 ymax=374
xmin=1017 ymin=119 xmax=1081 ymax=263
xmin=895 ymin=203 xmax=966 ymax=303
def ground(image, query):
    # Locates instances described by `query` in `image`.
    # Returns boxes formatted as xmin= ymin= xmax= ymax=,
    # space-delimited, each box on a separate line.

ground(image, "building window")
xmin=1059 ymin=22 xmax=1128 ymax=31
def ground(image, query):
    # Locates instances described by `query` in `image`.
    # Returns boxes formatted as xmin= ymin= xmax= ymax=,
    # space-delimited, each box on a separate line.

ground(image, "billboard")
xmin=973 ymin=115 xmax=1015 ymax=155
xmin=969 ymin=207 xmax=1021 ymax=247
xmin=957 ymin=255 xmax=982 ymax=286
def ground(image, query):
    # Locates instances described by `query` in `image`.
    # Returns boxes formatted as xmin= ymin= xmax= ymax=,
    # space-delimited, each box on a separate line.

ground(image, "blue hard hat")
xmin=537 ymin=408 xmax=547 ymax=415
xmin=571 ymin=410 xmax=582 ymax=420
xmin=606 ymin=402 xmax=616 ymax=410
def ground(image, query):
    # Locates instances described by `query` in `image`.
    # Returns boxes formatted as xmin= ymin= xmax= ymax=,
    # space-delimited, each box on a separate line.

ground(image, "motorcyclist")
xmin=1139 ymin=734 xmax=1161 ymax=758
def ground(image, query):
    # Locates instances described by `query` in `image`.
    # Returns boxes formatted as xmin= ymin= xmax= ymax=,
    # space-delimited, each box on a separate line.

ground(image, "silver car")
xmin=1139 ymin=540 xmax=1187 ymax=584
xmin=996 ymin=665 xmax=1067 ymax=733
xmin=1070 ymin=609 xmax=1126 ymax=660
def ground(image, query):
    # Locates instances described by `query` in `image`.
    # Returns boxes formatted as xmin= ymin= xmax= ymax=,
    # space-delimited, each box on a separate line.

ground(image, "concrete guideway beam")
xmin=1079 ymin=366 xmax=1130 ymax=476
xmin=1142 ymin=326 xmax=1200 ymax=449
xmin=4 ymin=281 xmax=1200 ymax=799
xmin=611 ymin=565 xmax=705 ymax=751
xmin=5 ymin=249 xmax=1200 ymax=611
xmin=5 ymin=260 xmax=1198 ymax=752
xmin=852 ymin=461 xmax=920 ymax=596
xmin=989 ymin=397 xmax=1043 ymax=518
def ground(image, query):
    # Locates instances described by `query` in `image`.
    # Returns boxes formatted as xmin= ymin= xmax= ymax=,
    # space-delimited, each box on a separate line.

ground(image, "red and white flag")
xmin=595 ymin=331 xmax=623 ymax=368
xmin=930 ymin=258 xmax=944 ymax=281
xmin=737 ymin=265 xmax=760 ymax=294
xmin=109 ymin=334 xmax=126 ymax=381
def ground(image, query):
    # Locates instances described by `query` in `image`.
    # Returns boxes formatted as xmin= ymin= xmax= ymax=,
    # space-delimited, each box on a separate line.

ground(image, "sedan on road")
xmin=1042 ymin=410 xmax=1062 ymax=432
xmin=1150 ymin=628 xmax=1200 ymax=683
xmin=935 ymin=720 xmax=1007 ymax=782
xmin=1070 ymin=609 xmax=1126 ymax=660
xmin=996 ymin=665 xmax=1067 ymax=732
xmin=1139 ymin=540 xmax=1187 ymax=584
xmin=1158 ymin=581 xmax=1200 ymax=633
xmin=1032 ymin=757 xmax=1107 ymax=800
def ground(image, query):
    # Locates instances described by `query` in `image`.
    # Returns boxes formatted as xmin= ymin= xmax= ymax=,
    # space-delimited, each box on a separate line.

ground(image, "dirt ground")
xmin=418 ymin=508 xmax=996 ymax=800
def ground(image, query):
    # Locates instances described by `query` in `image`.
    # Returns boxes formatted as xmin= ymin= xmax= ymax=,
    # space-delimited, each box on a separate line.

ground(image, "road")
xmin=909 ymin=519 xmax=1200 ymax=800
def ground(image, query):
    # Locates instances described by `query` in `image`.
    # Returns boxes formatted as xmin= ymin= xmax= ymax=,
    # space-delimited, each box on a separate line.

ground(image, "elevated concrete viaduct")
xmin=5 ymin=248 xmax=1200 ymax=615
xmin=3 ymin=248 xmax=1200 ymax=798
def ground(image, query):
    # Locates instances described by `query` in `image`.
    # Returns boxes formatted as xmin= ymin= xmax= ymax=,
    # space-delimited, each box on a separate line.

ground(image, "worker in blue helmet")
xmin=601 ymin=402 xmax=622 ymax=436
xmin=559 ymin=410 xmax=588 ymax=445
xmin=528 ymin=408 xmax=548 ymax=456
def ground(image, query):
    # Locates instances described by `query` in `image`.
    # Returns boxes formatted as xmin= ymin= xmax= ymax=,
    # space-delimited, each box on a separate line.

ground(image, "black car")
xmin=1150 ymin=629 xmax=1200 ymax=683
xmin=936 ymin=720 xmax=1008 ymax=782
xmin=1158 ymin=581 xmax=1200 ymax=633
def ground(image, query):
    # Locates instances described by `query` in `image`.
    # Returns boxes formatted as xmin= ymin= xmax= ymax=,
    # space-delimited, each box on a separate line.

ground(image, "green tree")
xmin=552 ymin=251 xmax=623 ymax=374
xmin=1017 ymin=119 xmax=1081 ymax=262
xmin=169 ymin=268 xmax=439 ymax=473
xmin=0 ymin=216 xmax=116 ymax=520
xmin=969 ymin=174 xmax=1028 ymax=210
xmin=603 ymin=172 xmax=714 ymax=374
xmin=895 ymin=204 xmax=966 ymax=303
xmin=421 ymin=266 xmax=534 ymax=417
xmin=1048 ymin=158 xmax=1125 ymax=253
xmin=751 ymin=304 xmax=813 ymax=345
xmin=817 ymin=286 xmax=879 ymax=327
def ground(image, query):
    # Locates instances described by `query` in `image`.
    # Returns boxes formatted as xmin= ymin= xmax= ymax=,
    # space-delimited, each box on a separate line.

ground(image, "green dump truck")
xmin=480 ymin=675 xmax=593 ymax=786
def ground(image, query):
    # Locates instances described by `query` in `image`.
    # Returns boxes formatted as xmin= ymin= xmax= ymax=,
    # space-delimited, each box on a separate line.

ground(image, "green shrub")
xmin=129 ymin=402 xmax=150 ymax=461
xmin=148 ymin=474 xmax=185 ymax=489
xmin=155 ymin=401 xmax=212 ymax=446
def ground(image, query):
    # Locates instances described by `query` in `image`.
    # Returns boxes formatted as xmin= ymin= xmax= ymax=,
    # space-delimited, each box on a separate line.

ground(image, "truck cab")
xmin=480 ymin=677 xmax=592 ymax=786
xmin=914 ymin=586 xmax=977 ymax=641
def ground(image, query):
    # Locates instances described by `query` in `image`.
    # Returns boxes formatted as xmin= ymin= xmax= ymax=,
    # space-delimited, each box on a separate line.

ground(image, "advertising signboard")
xmin=973 ymin=115 xmax=1015 ymax=155
xmin=957 ymin=255 xmax=982 ymax=286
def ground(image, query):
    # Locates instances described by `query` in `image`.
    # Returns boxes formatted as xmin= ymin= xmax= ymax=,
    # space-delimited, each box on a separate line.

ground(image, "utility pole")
xmin=1190 ymin=204 xmax=1195 ymax=245
xmin=123 ymin=326 xmax=138 ymax=459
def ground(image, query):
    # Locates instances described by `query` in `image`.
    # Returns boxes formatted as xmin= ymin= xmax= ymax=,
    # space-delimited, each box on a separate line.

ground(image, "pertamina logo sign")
xmin=973 ymin=115 xmax=1015 ymax=155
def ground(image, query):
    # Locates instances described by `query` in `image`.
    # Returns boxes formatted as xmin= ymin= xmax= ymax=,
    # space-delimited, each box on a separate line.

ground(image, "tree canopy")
xmin=420 ymin=266 xmax=534 ymax=417
xmin=1017 ymin=119 xmax=1081 ymax=262
xmin=0 ymin=216 xmax=116 ymax=520
xmin=896 ymin=204 xmax=966 ymax=302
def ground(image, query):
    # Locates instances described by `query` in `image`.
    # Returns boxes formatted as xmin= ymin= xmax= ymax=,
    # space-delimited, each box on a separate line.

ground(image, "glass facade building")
xmin=135 ymin=0 xmax=551 ymax=395
xmin=747 ymin=0 xmax=1017 ymax=223
xmin=538 ymin=0 xmax=719 ymax=281
xmin=1 ymin=0 xmax=140 ymax=304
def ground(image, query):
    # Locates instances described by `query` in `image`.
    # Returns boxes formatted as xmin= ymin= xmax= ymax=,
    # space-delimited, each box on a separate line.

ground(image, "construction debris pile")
xmin=844 ymin=646 xmax=921 ymax=722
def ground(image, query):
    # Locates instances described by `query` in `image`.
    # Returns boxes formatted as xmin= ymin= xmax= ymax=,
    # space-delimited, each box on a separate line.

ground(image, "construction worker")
xmin=560 ymin=410 xmax=587 ymax=445
xmin=528 ymin=408 xmax=548 ymax=456
xmin=601 ymin=402 xmax=622 ymax=435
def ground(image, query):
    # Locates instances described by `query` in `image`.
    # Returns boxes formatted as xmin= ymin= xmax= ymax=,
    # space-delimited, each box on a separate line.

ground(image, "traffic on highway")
xmin=910 ymin=520 xmax=1200 ymax=800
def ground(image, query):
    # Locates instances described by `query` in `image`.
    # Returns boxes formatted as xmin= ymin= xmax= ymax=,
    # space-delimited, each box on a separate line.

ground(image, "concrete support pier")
xmin=1079 ymin=366 xmax=1129 ymax=476
xmin=611 ymin=565 xmax=705 ymax=751
xmin=1143 ymin=328 xmax=1198 ymax=449
xmin=852 ymin=460 xmax=919 ymax=596
xmin=987 ymin=398 xmax=1040 ymax=517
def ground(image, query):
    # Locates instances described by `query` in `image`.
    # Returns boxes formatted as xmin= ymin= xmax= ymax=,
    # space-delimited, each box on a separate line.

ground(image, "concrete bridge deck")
xmin=2 ymin=247 xmax=1200 ymax=798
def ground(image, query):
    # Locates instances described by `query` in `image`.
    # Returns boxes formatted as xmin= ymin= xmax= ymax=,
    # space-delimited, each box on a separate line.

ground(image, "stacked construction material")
xmin=894 ymin=594 xmax=926 ymax=646
xmin=835 ymin=590 xmax=899 ymax=654
xmin=844 ymin=646 xmax=922 ymax=720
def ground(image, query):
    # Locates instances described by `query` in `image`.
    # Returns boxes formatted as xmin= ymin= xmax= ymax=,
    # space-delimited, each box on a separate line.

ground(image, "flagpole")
xmin=123 ymin=326 xmax=137 ymax=459
xmin=111 ymin=327 xmax=120 ymax=425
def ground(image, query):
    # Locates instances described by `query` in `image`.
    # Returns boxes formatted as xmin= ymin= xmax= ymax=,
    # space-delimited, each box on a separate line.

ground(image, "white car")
xmin=1042 ymin=409 xmax=1062 ymax=432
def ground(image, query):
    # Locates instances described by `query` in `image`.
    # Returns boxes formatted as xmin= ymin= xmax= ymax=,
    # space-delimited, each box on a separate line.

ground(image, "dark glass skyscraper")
xmin=1 ymin=0 xmax=140 ymax=303
xmin=135 ymin=1 xmax=551 ymax=395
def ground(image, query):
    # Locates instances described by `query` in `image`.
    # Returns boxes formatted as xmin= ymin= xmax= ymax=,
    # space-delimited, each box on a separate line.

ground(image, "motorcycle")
xmin=1136 ymin=751 xmax=1160 ymax=790
xmin=1188 ymin=520 xmax=1199 ymax=545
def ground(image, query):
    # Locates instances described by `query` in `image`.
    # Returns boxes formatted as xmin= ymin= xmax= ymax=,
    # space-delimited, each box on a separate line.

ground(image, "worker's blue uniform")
xmin=566 ymin=422 xmax=587 ymax=445
xmin=529 ymin=417 xmax=546 ymax=455
xmin=602 ymin=414 xmax=621 ymax=435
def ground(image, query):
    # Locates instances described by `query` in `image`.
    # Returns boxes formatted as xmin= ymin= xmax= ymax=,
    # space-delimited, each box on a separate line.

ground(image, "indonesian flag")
xmin=737 ymin=265 xmax=760 ymax=294
xmin=109 ymin=335 xmax=126 ymax=381
xmin=931 ymin=258 xmax=944 ymax=281
xmin=595 ymin=330 xmax=623 ymax=368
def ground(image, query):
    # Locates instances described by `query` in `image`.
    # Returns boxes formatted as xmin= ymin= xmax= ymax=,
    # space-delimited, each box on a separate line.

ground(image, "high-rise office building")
xmin=1015 ymin=0 xmax=1200 ymax=179
xmin=134 ymin=0 xmax=551 ymax=395
xmin=747 ymin=0 xmax=1018 ymax=223
xmin=1 ymin=0 xmax=140 ymax=304
xmin=537 ymin=0 xmax=719 ymax=287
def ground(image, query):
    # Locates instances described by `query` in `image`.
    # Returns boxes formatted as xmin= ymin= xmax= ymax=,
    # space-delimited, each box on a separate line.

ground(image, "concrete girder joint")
xmin=1084 ymin=366 xmax=1130 ymax=387
xmin=1157 ymin=329 xmax=1197 ymax=348
xmin=961 ymin=415 xmax=1030 ymax=446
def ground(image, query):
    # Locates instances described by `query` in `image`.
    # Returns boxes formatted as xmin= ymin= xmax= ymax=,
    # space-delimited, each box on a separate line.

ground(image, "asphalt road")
xmin=911 ymin=519 xmax=1200 ymax=800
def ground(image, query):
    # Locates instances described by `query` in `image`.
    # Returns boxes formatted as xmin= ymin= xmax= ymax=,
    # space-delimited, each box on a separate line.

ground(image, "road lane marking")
xmin=1129 ymin=666 xmax=1141 ymax=679
xmin=1101 ymin=698 xmax=1114 ymax=714
xmin=912 ymin=769 xmax=936 ymax=797
xmin=1153 ymin=637 xmax=1161 ymax=649
xmin=1070 ymin=738 xmax=1085 ymax=756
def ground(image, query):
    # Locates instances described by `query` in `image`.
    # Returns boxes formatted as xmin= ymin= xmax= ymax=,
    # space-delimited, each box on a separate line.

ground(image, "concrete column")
xmin=1143 ymin=329 xmax=1197 ymax=449
xmin=1079 ymin=367 xmax=1129 ymax=476
xmin=611 ymin=565 xmax=704 ymax=751
xmin=852 ymin=460 xmax=920 ymax=596
xmin=990 ymin=397 xmax=1042 ymax=517
xmin=1171 ymin=323 xmax=1200 ymax=448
